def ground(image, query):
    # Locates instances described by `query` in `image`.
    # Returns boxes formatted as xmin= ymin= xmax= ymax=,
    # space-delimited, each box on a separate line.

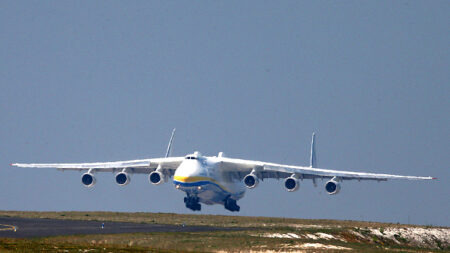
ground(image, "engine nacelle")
xmin=284 ymin=177 xmax=300 ymax=192
xmin=115 ymin=172 xmax=131 ymax=186
xmin=81 ymin=173 xmax=96 ymax=187
xmin=243 ymin=174 xmax=259 ymax=189
xmin=325 ymin=180 xmax=341 ymax=195
xmin=149 ymin=171 xmax=165 ymax=185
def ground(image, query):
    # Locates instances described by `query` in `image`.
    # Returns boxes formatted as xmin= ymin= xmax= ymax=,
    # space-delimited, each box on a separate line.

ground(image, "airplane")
xmin=11 ymin=129 xmax=435 ymax=212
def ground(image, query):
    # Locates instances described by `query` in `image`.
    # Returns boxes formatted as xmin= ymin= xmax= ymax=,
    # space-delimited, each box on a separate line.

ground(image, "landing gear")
xmin=224 ymin=196 xmax=240 ymax=212
xmin=184 ymin=196 xmax=201 ymax=211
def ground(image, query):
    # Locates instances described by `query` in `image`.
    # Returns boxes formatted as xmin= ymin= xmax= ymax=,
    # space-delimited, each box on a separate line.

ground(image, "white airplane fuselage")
xmin=173 ymin=155 xmax=245 ymax=206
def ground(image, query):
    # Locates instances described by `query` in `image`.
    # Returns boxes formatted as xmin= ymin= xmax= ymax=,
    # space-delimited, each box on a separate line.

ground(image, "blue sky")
xmin=1 ymin=1 xmax=448 ymax=226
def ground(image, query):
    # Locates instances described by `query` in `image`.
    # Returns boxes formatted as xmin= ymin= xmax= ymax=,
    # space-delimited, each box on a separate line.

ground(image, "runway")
xmin=0 ymin=216 xmax=236 ymax=238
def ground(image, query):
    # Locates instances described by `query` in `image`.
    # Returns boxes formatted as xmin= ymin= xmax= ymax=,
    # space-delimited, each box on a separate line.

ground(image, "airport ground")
xmin=0 ymin=211 xmax=448 ymax=252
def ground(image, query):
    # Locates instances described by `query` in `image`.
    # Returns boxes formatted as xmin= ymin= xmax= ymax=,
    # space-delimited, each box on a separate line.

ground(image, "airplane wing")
xmin=218 ymin=157 xmax=435 ymax=181
xmin=219 ymin=133 xmax=434 ymax=182
xmin=12 ymin=129 xmax=183 ymax=176
xmin=11 ymin=157 xmax=184 ymax=175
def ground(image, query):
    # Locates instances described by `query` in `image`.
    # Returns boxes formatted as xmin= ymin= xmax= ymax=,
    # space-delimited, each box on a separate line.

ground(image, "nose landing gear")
xmin=184 ymin=195 xmax=201 ymax=211
xmin=224 ymin=196 xmax=240 ymax=212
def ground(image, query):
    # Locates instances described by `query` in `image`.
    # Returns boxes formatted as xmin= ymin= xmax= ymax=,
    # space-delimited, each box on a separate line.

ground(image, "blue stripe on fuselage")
xmin=173 ymin=180 xmax=231 ymax=195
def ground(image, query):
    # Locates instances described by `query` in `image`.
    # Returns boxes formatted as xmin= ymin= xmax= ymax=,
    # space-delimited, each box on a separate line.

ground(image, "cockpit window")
xmin=185 ymin=156 xmax=197 ymax=160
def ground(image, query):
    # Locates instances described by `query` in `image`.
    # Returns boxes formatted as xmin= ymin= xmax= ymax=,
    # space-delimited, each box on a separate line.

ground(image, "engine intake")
xmin=243 ymin=174 xmax=259 ymax=189
xmin=81 ymin=173 xmax=96 ymax=187
xmin=149 ymin=171 xmax=164 ymax=185
xmin=325 ymin=180 xmax=341 ymax=195
xmin=284 ymin=177 xmax=299 ymax=192
xmin=115 ymin=172 xmax=131 ymax=186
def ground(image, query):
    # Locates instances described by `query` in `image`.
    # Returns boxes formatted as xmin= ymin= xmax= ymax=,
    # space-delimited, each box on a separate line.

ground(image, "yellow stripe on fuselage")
xmin=173 ymin=176 xmax=213 ymax=183
xmin=173 ymin=176 xmax=231 ymax=193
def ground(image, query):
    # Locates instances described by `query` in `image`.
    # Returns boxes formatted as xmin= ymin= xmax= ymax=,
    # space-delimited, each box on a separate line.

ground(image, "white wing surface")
xmin=11 ymin=129 xmax=184 ymax=174
xmin=218 ymin=157 xmax=435 ymax=181
xmin=11 ymin=157 xmax=184 ymax=175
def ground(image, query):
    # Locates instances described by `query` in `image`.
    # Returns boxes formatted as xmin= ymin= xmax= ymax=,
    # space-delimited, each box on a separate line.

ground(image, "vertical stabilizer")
xmin=310 ymin=132 xmax=317 ymax=168
xmin=165 ymin=128 xmax=176 ymax=158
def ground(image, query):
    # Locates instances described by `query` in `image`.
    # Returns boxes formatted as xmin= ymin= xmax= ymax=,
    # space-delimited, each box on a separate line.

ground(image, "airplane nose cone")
xmin=174 ymin=159 xmax=208 ymax=180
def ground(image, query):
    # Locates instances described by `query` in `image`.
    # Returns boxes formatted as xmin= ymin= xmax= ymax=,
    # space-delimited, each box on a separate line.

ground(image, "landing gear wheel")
xmin=184 ymin=196 xmax=201 ymax=211
xmin=224 ymin=196 xmax=240 ymax=212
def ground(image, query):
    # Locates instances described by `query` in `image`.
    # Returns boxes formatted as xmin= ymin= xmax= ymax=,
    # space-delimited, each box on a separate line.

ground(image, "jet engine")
xmin=81 ymin=173 xmax=96 ymax=187
xmin=284 ymin=177 xmax=299 ymax=192
xmin=325 ymin=179 xmax=341 ymax=195
xmin=115 ymin=172 xmax=131 ymax=186
xmin=243 ymin=174 xmax=259 ymax=189
xmin=149 ymin=171 xmax=165 ymax=185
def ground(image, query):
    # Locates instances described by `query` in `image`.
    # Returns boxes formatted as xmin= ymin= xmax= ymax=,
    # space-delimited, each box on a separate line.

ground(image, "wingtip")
xmin=9 ymin=163 xmax=14 ymax=166
xmin=432 ymin=177 xmax=438 ymax=180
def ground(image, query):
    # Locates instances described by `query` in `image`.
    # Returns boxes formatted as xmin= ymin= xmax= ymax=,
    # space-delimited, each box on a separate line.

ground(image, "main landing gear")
xmin=184 ymin=195 xmax=201 ymax=211
xmin=224 ymin=196 xmax=240 ymax=212
xmin=184 ymin=195 xmax=240 ymax=212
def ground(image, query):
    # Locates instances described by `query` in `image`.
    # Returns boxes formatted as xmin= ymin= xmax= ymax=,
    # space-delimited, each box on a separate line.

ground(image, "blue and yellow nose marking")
xmin=173 ymin=176 xmax=231 ymax=194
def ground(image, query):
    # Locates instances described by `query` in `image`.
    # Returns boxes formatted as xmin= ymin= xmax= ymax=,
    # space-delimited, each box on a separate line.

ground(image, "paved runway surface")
xmin=0 ymin=216 xmax=236 ymax=238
